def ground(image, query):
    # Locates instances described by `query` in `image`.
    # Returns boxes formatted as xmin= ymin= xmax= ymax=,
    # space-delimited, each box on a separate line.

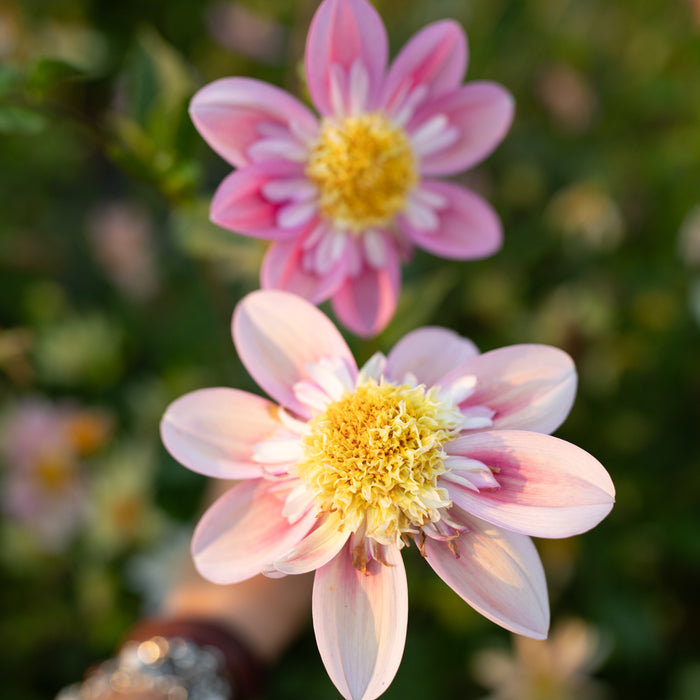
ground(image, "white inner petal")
xmin=403 ymin=196 xmax=440 ymax=232
xmin=363 ymin=229 xmax=387 ymax=269
xmin=314 ymin=229 xmax=347 ymax=274
xmin=357 ymin=352 xmax=387 ymax=383
xmin=328 ymin=62 xmax=348 ymax=118
xmin=390 ymin=84 xmax=429 ymax=128
xmin=262 ymin=178 xmax=317 ymax=203
xmin=348 ymin=59 xmax=370 ymax=116
xmin=277 ymin=200 xmax=317 ymax=229
xmin=410 ymin=114 xmax=459 ymax=157
xmin=252 ymin=437 xmax=304 ymax=464
xmin=247 ymin=137 xmax=309 ymax=162
xmin=293 ymin=380 xmax=334 ymax=413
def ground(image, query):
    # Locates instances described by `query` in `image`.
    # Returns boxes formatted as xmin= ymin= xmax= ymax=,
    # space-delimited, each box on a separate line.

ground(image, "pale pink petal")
xmin=381 ymin=20 xmax=467 ymax=118
xmin=210 ymin=161 xmax=308 ymax=238
xmin=330 ymin=255 xmax=401 ymax=338
xmin=385 ymin=327 xmax=479 ymax=386
xmin=192 ymin=479 xmax=317 ymax=584
xmin=313 ymin=543 xmax=407 ymax=700
xmin=413 ymin=82 xmax=515 ymax=176
xmin=160 ymin=388 xmax=278 ymax=480
xmin=447 ymin=430 xmax=615 ymax=538
xmin=424 ymin=512 xmax=549 ymax=639
xmin=398 ymin=181 xmax=503 ymax=260
xmin=442 ymin=345 xmax=577 ymax=434
xmin=273 ymin=514 xmax=350 ymax=574
xmin=190 ymin=77 xmax=318 ymax=168
xmin=233 ymin=290 xmax=357 ymax=417
xmin=261 ymin=231 xmax=348 ymax=305
xmin=305 ymin=0 xmax=388 ymax=116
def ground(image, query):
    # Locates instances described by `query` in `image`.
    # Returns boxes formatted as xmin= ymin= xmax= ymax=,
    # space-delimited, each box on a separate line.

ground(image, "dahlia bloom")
xmin=161 ymin=290 xmax=615 ymax=700
xmin=190 ymin=0 xmax=514 ymax=337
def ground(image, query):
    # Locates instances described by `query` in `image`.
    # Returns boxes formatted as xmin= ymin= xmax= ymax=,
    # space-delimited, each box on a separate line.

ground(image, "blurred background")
xmin=1 ymin=0 xmax=699 ymax=698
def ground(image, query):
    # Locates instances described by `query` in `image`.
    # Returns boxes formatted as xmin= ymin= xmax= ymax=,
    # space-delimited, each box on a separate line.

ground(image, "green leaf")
xmin=0 ymin=65 xmax=22 ymax=98
xmin=26 ymin=58 xmax=87 ymax=93
xmin=0 ymin=105 xmax=48 ymax=134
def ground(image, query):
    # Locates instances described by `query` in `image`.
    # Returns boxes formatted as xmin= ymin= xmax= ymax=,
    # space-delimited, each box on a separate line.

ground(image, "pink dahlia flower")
xmin=161 ymin=290 xmax=615 ymax=700
xmin=0 ymin=398 xmax=110 ymax=552
xmin=190 ymin=0 xmax=514 ymax=337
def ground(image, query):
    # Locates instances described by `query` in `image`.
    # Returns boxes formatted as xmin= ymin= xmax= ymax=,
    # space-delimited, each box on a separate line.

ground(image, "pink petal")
xmin=273 ymin=514 xmax=350 ymax=574
xmin=160 ymin=388 xmax=279 ymax=480
xmin=305 ymin=0 xmax=388 ymax=116
xmin=233 ymin=290 xmax=357 ymax=417
xmin=385 ymin=327 xmax=479 ymax=386
xmin=424 ymin=512 xmax=549 ymax=639
xmin=211 ymin=160 xmax=308 ymax=238
xmin=414 ymin=81 xmax=515 ymax=176
xmin=446 ymin=430 xmax=615 ymax=538
xmin=399 ymin=181 xmax=503 ymax=260
xmin=313 ymin=543 xmax=407 ymax=700
xmin=261 ymin=234 xmax=348 ymax=305
xmin=331 ymin=255 xmax=401 ymax=338
xmin=192 ymin=479 xmax=317 ymax=584
xmin=381 ymin=20 xmax=467 ymax=117
xmin=190 ymin=77 xmax=318 ymax=168
xmin=442 ymin=344 xmax=577 ymax=434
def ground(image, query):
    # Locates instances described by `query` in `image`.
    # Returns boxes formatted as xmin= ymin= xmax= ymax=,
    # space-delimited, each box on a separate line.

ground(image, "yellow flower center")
xmin=306 ymin=113 xmax=417 ymax=231
xmin=35 ymin=455 xmax=74 ymax=493
xmin=66 ymin=413 xmax=110 ymax=456
xmin=296 ymin=379 xmax=462 ymax=547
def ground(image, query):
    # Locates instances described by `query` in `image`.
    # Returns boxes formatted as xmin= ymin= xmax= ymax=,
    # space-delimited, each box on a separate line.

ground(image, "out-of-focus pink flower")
xmin=190 ymin=0 xmax=513 ymax=336
xmin=0 ymin=398 xmax=111 ymax=552
xmin=87 ymin=201 xmax=160 ymax=302
xmin=161 ymin=290 xmax=615 ymax=700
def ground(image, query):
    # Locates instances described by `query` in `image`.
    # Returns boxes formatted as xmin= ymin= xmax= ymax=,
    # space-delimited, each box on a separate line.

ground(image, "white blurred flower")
xmin=546 ymin=182 xmax=624 ymax=252
xmin=473 ymin=617 xmax=611 ymax=700
xmin=85 ymin=441 xmax=167 ymax=556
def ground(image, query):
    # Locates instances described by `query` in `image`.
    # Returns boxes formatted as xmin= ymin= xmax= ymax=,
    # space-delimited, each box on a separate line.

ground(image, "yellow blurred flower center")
xmin=35 ymin=455 xmax=74 ymax=492
xmin=66 ymin=413 xmax=111 ymax=456
xmin=306 ymin=114 xmax=417 ymax=231
xmin=296 ymin=380 xmax=462 ymax=546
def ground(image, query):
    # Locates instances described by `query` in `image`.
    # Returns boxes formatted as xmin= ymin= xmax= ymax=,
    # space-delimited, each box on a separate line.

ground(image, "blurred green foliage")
xmin=1 ymin=0 xmax=699 ymax=698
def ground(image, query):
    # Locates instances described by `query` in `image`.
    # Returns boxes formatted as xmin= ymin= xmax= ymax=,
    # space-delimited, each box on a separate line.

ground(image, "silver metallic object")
xmin=56 ymin=635 xmax=234 ymax=700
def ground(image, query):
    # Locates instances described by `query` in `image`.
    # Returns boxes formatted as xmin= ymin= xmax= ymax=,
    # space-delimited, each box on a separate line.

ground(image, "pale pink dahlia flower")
xmin=161 ymin=290 xmax=615 ymax=700
xmin=190 ymin=0 xmax=514 ymax=337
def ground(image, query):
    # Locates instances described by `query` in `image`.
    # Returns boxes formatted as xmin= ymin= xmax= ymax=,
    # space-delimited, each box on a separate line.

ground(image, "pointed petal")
xmin=443 ymin=344 xmax=577 ymax=434
xmin=211 ymin=161 xmax=309 ymax=238
xmin=190 ymin=77 xmax=318 ymax=168
xmin=233 ymin=290 xmax=357 ymax=417
xmin=385 ymin=327 xmax=479 ymax=386
xmin=274 ymin=514 xmax=350 ymax=574
xmin=382 ymin=20 xmax=467 ymax=116
xmin=261 ymin=233 xmax=348 ymax=305
xmin=424 ymin=513 xmax=549 ymax=639
xmin=313 ymin=543 xmax=407 ymax=700
xmin=331 ymin=255 xmax=401 ymax=338
xmin=160 ymin=388 xmax=279 ymax=479
xmin=414 ymin=82 xmax=515 ymax=176
xmin=305 ymin=0 xmax=388 ymax=116
xmin=446 ymin=430 xmax=615 ymax=538
xmin=399 ymin=181 xmax=503 ymax=260
xmin=192 ymin=479 xmax=316 ymax=584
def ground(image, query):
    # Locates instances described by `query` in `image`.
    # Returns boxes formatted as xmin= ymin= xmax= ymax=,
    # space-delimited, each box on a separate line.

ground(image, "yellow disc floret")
xmin=306 ymin=113 xmax=417 ymax=231
xmin=295 ymin=379 xmax=463 ymax=547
